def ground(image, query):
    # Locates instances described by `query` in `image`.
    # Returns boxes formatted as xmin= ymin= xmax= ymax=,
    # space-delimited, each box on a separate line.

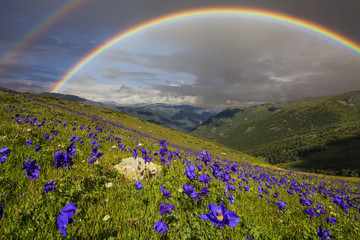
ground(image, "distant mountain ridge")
xmin=39 ymin=92 xmax=219 ymax=132
xmin=191 ymin=91 xmax=360 ymax=177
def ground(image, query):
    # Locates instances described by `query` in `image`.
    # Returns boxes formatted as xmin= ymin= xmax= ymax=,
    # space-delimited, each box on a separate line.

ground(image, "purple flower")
xmin=199 ymin=186 xmax=210 ymax=197
xmin=66 ymin=142 xmax=76 ymax=157
xmin=154 ymin=220 xmax=168 ymax=234
xmin=200 ymin=203 xmax=240 ymax=228
xmin=22 ymin=160 xmax=41 ymax=180
xmin=306 ymin=208 xmax=319 ymax=219
xmin=199 ymin=174 xmax=212 ymax=184
xmin=184 ymin=164 xmax=196 ymax=180
xmin=160 ymin=202 xmax=175 ymax=216
xmin=70 ymin=135 xmax=76 ymax=142
xmin=88 ymin=156 xmax=97 ymax=164
xmin=317 ymin=225 xmax=332 ymax=240
xmin=57 ymin=203 xmax=78 ymax=237
xmin=44 ymin=180 xmax=55 ymax=193
xmin=0 ymin=147 xmax=10 ymax=163
xmin=275 ymin=199 xmax=286 ymax=211
xmin=183 ymin=184 xmax=195 ymax=195
xmin=35 ymin=146 xmax=41 ymax=152
xmin=135 ymin=181 xmax=142 ymax=191
xmin=325 ymin=217 xmax=336 ymax=225
xmin=54 ymin=150 xmax=73 ymax=169
xmin=0 ymin=205 xmax=3 ymax=220
xmin=25 ymin=139 xmax=33 ymax=147
xmin=160 ymin=185 xmax=172 ymax=199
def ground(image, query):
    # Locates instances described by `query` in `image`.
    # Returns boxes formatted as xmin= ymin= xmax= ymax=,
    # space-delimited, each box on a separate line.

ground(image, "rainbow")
xmin=0 ymin=0 xmax=87 ymax=68
xmin=52 ymin=7 xmax=360 ymax=93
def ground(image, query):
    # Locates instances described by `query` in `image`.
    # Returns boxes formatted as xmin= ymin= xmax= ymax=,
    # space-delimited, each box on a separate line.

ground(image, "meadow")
xmin=0 ymin=87 xmax=359 ymax=239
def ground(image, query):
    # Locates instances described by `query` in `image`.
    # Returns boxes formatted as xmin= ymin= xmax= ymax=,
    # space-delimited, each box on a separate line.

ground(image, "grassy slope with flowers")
xmin=0 ymin=87 xmax=359 ymax=239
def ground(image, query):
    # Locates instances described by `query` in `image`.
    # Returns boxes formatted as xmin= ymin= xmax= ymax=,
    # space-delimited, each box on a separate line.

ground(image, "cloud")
xmin=88 ymin=17 xmax=360 ymax=108
xmin=60 ymin=75 xmax=200 ymax=106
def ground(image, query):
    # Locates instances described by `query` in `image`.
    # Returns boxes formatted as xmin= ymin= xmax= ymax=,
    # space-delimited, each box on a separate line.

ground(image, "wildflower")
xmin=54 ymin=150 xmax=73 ymax=169
xmin=133 ymin=149 xmax=138 ymax=159
xmin=70 ymin=135 xmax=76 ymax=141
xmin=325 ymin=217 xmax=336 ymax=225
xmin=184 ymin=164 xmax=196 ymax=180
xmin=228 ymin=193 xmax=235 ymax=204
xmin=200 ymin=202 xmax=240 ymax=228
xmin=159 ymin=202 xmax=175 ymax=216
xmin=57 ymin=203 xmax=78 ymax=237
xmin=44 ymin=180 xmax=55 ymax=193
xmin=35 ymin=146 xmax=41 ymax=152
xmin=275 ymin=199 xmax=286 ymax=211
xmin=0 ymin=147 xmax=10 ymax=163
xmin=154 ymin=220 xmax=168 ymax=234
xmin=199 ymin=174 xmax=212 ymax=184
xmin=22 ymin=160 xmax=41 ymax=180
xmin=88 ymin=156 xmax=97 ymax=164
xmin=306 ymin=208 xmax=319 ymax=219
xmin=0 ymin=205 xmax=3 ymax=220
xmin=66 ymin=142 xmax=76 ymax=157
xmin=160 ymin=185 xmax=172 ymax=199
xmin=135 ymin=181 xmax=142 ymax=191
xmin=199 ymin=186 xmax=210 ymax=197
xmin=317 ymin=225 xmax=332 ymax=240
xmin=25 ymin=139 xmax=33 ymax=147
xmin=183 ymin=184 xmax=195 ymax=195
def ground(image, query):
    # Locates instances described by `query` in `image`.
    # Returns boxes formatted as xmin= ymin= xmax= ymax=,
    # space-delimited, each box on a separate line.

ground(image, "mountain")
xmin=191 ymin=91 xmax=360 ymax=177
xmin=40 ymin=92 xmax=219 ymax=132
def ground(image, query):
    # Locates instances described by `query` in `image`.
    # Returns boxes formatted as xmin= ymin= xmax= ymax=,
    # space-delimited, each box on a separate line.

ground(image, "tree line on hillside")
xmin=245 ymin=124 xmax=360 ymax=177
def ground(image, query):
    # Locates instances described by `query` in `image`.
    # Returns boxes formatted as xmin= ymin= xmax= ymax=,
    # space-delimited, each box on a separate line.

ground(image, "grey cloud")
xmin=97 ymin=18 xmax=360 ymax=108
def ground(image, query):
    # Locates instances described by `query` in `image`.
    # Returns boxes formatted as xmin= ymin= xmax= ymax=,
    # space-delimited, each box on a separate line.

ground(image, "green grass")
xmin=191 ymin=91 xmax=360 ymax=176
xmin=1 ymin=88 xmax=360 ymax=239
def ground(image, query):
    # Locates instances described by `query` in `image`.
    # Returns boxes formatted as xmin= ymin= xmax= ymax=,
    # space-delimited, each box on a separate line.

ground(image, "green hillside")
xmin=1 ymin=87 xmax=360 ymax=239
xmin=30 ymin=92 xmax=261 ymax=166
xmin=192 ymin=91 xmax=360 ymax=176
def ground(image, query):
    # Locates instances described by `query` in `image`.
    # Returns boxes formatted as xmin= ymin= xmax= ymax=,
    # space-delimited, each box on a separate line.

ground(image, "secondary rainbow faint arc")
xmin=0 ymin=0 xmax=87 ymax=67
xmin=52 ymin=7 xmax=360 ymax=93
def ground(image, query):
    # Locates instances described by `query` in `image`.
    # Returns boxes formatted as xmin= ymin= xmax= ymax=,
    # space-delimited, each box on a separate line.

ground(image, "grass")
xmin=0 ymin=87 xmax=360 ymax=239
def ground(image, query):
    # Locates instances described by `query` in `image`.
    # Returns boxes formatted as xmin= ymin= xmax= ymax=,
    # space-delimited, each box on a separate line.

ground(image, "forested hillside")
xmin=192 ymin=91 xmax=360 ymax=176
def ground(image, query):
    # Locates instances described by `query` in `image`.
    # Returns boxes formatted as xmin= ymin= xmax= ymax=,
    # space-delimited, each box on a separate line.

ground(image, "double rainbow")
xmin=52 ymin=7 xmax=360 ymax=93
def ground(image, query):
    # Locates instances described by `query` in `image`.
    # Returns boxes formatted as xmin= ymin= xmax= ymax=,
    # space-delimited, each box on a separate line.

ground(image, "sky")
xmin=0 ymin=0 xmax=359 ymax=110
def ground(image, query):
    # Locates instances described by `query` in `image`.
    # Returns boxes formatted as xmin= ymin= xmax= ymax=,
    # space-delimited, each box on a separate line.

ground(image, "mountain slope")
xmin=192 ymin=91 xmax=360 ymax=176
xmin=40 ymin=92 xmax=219 ymax=132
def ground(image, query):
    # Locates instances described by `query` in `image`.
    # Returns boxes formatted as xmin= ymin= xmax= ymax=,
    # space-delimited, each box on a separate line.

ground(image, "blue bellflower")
xmin=0 ymin=147 xmax=10 ymax=163
xmin=154 ymin=220 xmax=169 ymax=234
xmin=135 ymin=181 xmax=142 ymax=190
xmin=44 ymin=180 xmax=55 ymax=193
xmin=160 ymin=185 xmax=172 ymax=199
xmin=57 ymin=203 xmax=78 ymax=237
xmin=159 ymin=202 xmax=175 ymax=216
xmin=22 ymin=160 xmax=41 ymax=180
xmin=200 ymin=203 xmax=240 ymax=228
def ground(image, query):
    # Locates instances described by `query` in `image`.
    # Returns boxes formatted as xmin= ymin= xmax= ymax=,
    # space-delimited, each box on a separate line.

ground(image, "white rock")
xmin=114 ymin=157 xmax=162 ymax=180
xmin=103 ymin=215 xmax=111 ymax=221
